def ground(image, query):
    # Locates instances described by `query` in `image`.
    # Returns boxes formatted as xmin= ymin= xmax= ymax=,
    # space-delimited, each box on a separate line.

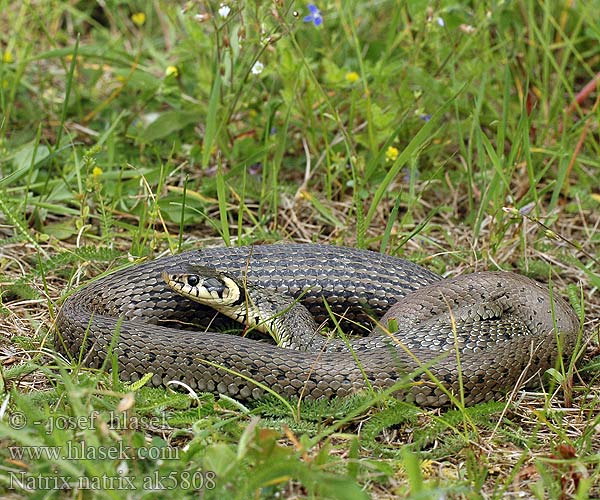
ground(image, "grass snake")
xmin=55 ymin=244 xmax=579 ymax=406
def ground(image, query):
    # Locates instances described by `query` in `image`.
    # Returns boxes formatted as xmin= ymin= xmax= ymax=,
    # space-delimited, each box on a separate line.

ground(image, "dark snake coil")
xmin=55 ymin=244 xmax=579 ymax=406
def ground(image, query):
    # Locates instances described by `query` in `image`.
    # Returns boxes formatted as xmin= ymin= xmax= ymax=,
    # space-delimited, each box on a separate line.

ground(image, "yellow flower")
xmin=92 ymin=166 xmax=103 ymax=178
xmin=131 ymin=12 xmax=146 ymax=26
xmin=165 ymin=65 xmax=179 ymax=77
xmin=345 ymin=71 xmax=359 ymax=83
xmin=2 ymin=50 xmax=13 ymax=63
xmin=385 ymin=146 xmax=399 ymax=162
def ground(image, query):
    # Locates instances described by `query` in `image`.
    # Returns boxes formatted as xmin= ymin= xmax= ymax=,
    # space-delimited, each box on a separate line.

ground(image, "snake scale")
xmin=55 ymin=244 xmax=579 ymax=406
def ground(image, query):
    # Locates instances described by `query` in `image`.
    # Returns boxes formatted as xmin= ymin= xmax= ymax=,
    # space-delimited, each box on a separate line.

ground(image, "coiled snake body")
xmin=55 ymin=244 xmax=579 ymax=406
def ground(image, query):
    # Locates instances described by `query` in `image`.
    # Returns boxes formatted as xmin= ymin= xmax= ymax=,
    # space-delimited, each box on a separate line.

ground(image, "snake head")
xmin=162 ymin=265 xmax=243 ymax=306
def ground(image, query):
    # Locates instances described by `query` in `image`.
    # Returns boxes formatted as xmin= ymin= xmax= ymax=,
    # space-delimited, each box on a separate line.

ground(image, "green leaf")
xmin=204 ymin=443 xmax=237 ymax=476
xmin=12 ymin=142 xmax=50 ymax=170
xmin=316 ymin=475 xmax=369 ymax=500
xmin=123 ymin=372 xmax=154 ymax=391
xmin=203 ymin=70 xmax=222 ymax=168
xmin=138 ymin=110 xmax=202 ymax=142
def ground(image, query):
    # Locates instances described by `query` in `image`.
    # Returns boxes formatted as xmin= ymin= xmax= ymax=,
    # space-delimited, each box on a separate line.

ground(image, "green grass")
xmin=1 ymin=0 xmax=599 ymax=498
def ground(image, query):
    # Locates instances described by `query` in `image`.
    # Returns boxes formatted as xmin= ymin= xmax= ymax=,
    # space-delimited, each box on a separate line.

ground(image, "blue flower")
xmin=303 ymin=4 xmax=323 ymax=26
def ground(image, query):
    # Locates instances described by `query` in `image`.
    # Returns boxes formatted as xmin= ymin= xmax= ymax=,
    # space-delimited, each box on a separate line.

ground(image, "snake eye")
xmin=187 ymin=275 xmax=200 ymax=287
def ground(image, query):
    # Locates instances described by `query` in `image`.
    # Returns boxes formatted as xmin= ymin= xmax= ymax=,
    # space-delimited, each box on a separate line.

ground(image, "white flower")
xmin=218 ymin=3 xmax=230 ymax=18
xmin=251 ymin=61 xmax=264 ymax=75
xmin=436 ymin=17 xmax=444 ymax=27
